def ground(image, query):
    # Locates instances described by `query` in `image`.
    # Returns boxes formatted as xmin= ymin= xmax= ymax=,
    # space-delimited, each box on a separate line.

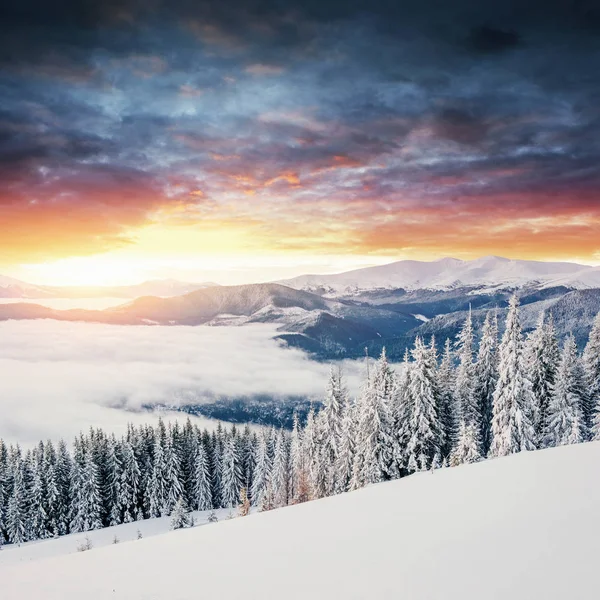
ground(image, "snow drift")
xmin=2 ymin=441 xmax=599 ymax=599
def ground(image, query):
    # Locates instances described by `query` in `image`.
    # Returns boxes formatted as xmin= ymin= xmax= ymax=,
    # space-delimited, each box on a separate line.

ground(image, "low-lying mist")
xmin=0 ymin=320 xmax=368 ymax=446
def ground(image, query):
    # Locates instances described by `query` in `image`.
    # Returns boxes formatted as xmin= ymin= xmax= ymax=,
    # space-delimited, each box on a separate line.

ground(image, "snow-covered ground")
xmin=3 ymin=442 xmax=600 ymax=599
xmin=0 ymin=507 xmax=237 ymax=568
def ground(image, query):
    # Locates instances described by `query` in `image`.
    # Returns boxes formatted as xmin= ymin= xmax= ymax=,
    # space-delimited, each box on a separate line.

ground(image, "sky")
xmin=1 ymin=0 xmax=600 ymax=285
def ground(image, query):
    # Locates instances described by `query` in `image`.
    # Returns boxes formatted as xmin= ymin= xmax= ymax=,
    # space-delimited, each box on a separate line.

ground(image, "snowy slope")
xmin=280 ymin=255 xmax=596 ymax=294
xmin=3 ymin=442 xmax=600 ymax=600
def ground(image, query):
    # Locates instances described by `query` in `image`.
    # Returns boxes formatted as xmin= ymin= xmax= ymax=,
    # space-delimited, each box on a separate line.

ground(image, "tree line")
xmin=1 ymin=296 xmax=599 ymax=545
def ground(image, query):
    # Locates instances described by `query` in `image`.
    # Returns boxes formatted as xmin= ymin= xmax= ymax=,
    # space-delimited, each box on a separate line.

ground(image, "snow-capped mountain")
xmin=0 ymin=277 xmax=218 ymax=299
xmin=0 ymin=274 xmax=53 ymax=298
xmin=279 ymin=255 xmax=596 ymax=295
xmin=3 ymin=442 xmax=599 ymax=600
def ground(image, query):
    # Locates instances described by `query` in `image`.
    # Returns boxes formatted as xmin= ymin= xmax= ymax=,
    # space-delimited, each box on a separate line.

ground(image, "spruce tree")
xmin=525 ymin=311 xmax=559 ymax=447
xmin=473 ymin=311 xmax=499 ymax=455
xmin=192 ymin=441 xmax=213 ymax=510
xmin=220 ymin=433 xmax=243 ymax=508
xmin=334 ymin=395 xmax=355 ymax=494
xmin=120 ymin=440 xmax=140 ymax=523
xmin=544 ymin=335 xmax=586 ymax=447
xmin=490 ymin=295 xmax=536 ymax=457
xmin=405 ymin=337 xmax=442 ymax=471
xmin=271 ymin=430 xmax=289 ymax=507
xmin=318 ymin=366 xmax=346 ymax=496
xmin=584 ymin=312 xmax=600 ymax=439
xmin=289 ymin=414 xmax=304 ymax=503
xmin=7 ymin=457 xmax=28 ymax=544
xmin=454 ymin=309 xmax=482 ymax=454
xmin=251 ymin=431 xmax=272 ymax=507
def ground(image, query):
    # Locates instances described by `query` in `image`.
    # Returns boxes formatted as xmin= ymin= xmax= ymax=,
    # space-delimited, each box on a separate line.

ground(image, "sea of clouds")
xmin=0 ymin=320 xmax=368 ymax=446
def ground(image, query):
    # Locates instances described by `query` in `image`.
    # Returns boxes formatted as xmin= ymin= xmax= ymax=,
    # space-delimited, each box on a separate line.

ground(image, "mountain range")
xmin=1 ymin=256 xmax=600 ymax=359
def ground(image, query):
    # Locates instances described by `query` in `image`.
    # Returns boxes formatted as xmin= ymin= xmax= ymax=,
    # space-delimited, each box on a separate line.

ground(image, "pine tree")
xmin=271 ymin=430 xmax=289 ymax=508
xmin=71 ymin=450 xmax=103 ymax=533
xmin=544 ymin=335 xmax=586 ymax=447
xmin=351 ymin=368 xmax=383 ymax=487
xmin=437 ymin=338 xmax=457 ymax=458
xmin=29 ymin=452 xmax=49 ymax=540
xmin=450 ymin=422 xmax=482 ymax=466
xmin=390 ymin=350 xmax=412 ymax=475
xmin=170 ymin=497 xmax=191 ymax=530
xmin=525 ymin=311 xmax=559 ymax=447
xmin=289 ymin=414 xmax=304 ymax=503
xmin=318 ymin=366 xmax=346 ymax=496
xmin=220 ymin=433 xmax=243 ymax=508
xmin=334 ymin=395 xmax=355 ymax=494
xmin=54 ymin=439 xmax=72 ymax=535
xmin=584 ymin=312 xmax=600 ymax=439
xmin=164 ymin=431 xmax=184 ymax=513
xmin=120 ymin=440 xmax=140 ymax=523
xmin=405 ymin=337 xmax=442 ymax=471
xmin=7 ymin=457 xmax=28 ymax=544
xmin=148 ymin=436 xmax=168 ymax=518
xmin=192 ymin=441 xmax=213 ymax=510
xmin=490 ymin=295 xmax=536 ymax=457
xmin=302 ymin=406 xmax=320 ymax=499
xmin=473 ymin=311 xmax=499 ymax=455
xmin=250 ymin=431 xmax=272 ymax=507
xmin=454 ymin=309 xmax=482 ymax=454
xmin=105 ymin=436 xmax=122 ymax=526
xmin=371 ymin=349 xmax=397 ymax=480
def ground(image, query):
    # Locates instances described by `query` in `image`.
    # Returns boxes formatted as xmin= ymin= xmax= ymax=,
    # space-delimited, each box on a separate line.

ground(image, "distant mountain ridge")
xmin=0 ymin=277 xmax=218 ymax=299
xmin=279 ymin=255 xmax=600 ymax=294
xmin=1 ymin=256 xmax=600 ymax=360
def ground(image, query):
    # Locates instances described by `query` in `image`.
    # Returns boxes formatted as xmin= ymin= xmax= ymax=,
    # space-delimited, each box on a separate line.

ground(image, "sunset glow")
xmin=1 ymin=0 xmax=600 ymax=285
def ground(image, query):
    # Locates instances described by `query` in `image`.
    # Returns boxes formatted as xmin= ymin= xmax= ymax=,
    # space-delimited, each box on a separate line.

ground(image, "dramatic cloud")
xmin=0 ymin=320 xmax=367 ymax=445
xmin=1 ymin=0 xmax=600 ymax=270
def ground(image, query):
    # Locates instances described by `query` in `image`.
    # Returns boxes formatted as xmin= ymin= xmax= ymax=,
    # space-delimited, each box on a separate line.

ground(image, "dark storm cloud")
xmin=1 ymin=0 xmax=600 ymax=259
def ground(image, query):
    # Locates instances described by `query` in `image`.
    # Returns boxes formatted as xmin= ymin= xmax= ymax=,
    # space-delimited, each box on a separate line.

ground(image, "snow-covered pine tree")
xmin=334 ymin=394 xmax=355 ymax=494
xmin=525 ymin=311 xmax=559 ymax=447
xmin=390 ymin=349 xmax=412 ymax=475
xmin=6 ymin=455 xmax=28 ymax=544
xmin=271 ymin=429 xmax=289 ymax=508
xmin=120 ymin=440 xmax=140 ymax=523
xmin=104 ymin=435 xmax=122 ymax=526
xmin=164 ymin=430 xmax=185 ymax=514
xmin=544 ymin=334 xmax=586 ymax=447
xmin=170 ymin=497 xmax=191 ymax=530
xmin=405 ymin=336 xmax=442 ymax=471
xmin=450 ymin=422 xmax=483 ymax=466
xmin=454 ymin=309 xmax=482 ymax=454
xmin=148 ymin=436 xmax=168 ymax=518
xmin=240 ymin=425 xmax=255 ymax=497
xmin=351 ymin=359 xmax=385 ymax=487
xmin=490 ymin=295 xmax=536 ymax=457
xmin=317 ymin=366 xmax=346 ymax=496
xmin=302 ymin=406 xmax=320 ymax=499
xmin=473 ymin=311 xmax=499 ymax=455
xmin=250 ymin=431 xmax=272 ymax=507
xmin=371 ymin=348 xmax=398 ymax=480
xmin=71 ymin=450 xmax=103 ymax=533
xmin=220 ymin=433 xmax=243 ymax=508
xmin=437 ymin=338 xmax=457 ymax=459
xmin=584 ymin=312 xmax=600 ymax=440
xmin=289 ymin=413 xmax=304 ymax=503
xmin=210 ymin=425 xmax=224 ymax=508
xmin=192 ymin=440 xmax=213 ymax=510
xmin=28 ymin=450 xmax=49 ymax=540
xmin=54 ymin=439 xmax=72 ymax=535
